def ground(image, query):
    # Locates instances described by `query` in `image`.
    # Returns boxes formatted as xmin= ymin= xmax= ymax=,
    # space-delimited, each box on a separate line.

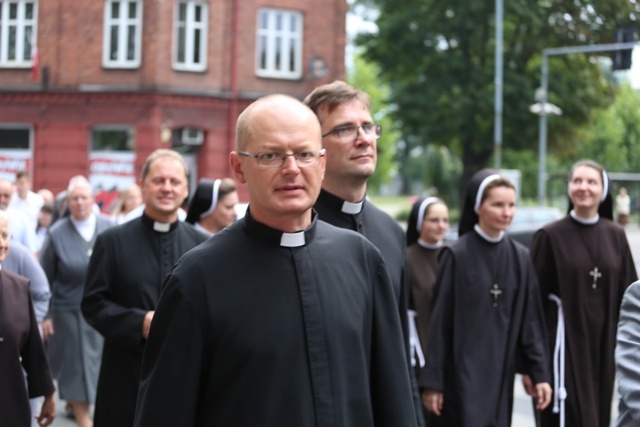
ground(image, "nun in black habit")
xmin=527 ymin=159 xmax=637 ymax=427
xmin=419 ymin=169 xmax=551 ymax=427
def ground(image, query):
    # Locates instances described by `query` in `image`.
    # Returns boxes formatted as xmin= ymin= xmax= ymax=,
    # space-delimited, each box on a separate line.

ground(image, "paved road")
xmin=50 ymin=223 xmax=640 ymax=427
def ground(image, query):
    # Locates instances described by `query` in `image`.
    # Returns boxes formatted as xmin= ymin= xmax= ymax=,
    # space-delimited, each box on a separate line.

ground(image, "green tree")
xmin=577 ymin=81 xmax=640 ymax=172
xmin=355 ymin=0 xmax=640 ymax=194
xmin=348 ymin=52 xmax=399 ymax=193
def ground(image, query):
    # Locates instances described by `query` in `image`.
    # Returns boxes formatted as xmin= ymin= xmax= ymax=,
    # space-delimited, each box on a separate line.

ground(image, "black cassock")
xmin=315 ymin=190 xmax=424 ymax=426
xmin=531 ymin=216 xmax=637 ymax=427
xmin=419 ymin=230 xmax=550 ymax=427
xmin=133 ymin=213 xmax=419 ymax=427
xmin=81 ymin=214 xmax=207 ymax=427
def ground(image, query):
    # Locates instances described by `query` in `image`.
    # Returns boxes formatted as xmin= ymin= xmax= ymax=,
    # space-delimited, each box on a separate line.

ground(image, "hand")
xmin=534 ymin=382 xmax=552 ymax=411
xmin=142 ymin=310 xmax=155 ymax=339
xmin=35 ymin=393 xmax=56 ymax=427
xmin=421 ymin=389 xmax=443 ymax=416
xmin=41 ymin=319 xmax=54 ymax=342
xmin=521 ymin=374 xmax=536 ymax=397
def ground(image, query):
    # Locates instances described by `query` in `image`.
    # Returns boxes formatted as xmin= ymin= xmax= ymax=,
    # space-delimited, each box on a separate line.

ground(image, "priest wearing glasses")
xmin=133 ymin=95 xmax=419 ymax=426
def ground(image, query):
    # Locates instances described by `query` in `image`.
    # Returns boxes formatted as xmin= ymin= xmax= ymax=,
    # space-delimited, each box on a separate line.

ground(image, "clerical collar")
xmin=243 ymin=207 xmax=316 ymax=248
xmin=70 ymin=214 xmax=96 ymax=242
xmin=141 ymin=213 xmax=180 ymax=233
xmin=570 ymin=209 xmax=599 ymax=225
xmin=474 ymin=224 xmax=504 ymax=243
xmin=317 ymin=189 xmax=365 ymax=215
xmin=417 ymin=238 xmax=443 ymax=249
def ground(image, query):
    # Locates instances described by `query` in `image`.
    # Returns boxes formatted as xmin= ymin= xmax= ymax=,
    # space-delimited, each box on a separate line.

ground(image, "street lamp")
xmin=530 ymin=83 xmax=562 ymax=206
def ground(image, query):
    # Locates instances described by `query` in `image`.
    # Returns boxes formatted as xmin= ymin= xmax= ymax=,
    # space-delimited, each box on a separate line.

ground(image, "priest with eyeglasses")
xmin=133 ymin=94 xmax=420 ymax=427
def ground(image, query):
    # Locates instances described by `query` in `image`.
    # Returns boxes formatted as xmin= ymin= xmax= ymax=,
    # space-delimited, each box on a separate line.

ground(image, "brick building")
xmin=0 ymin=0 xmax=347 ymax=203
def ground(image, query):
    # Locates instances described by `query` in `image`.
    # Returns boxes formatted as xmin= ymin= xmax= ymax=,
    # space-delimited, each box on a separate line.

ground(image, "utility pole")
xmin=494 ymin=0 xmax=503 ymax=170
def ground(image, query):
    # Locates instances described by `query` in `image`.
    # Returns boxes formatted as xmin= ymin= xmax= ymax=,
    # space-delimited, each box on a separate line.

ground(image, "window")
xmin=255 ymin=8 xmax=302 ymax=80
xmin=103 ymin=0 xmax=142 ymax=68
xmin=173 ymin=1 xmax=207 ymax=71
xmin=0 ymin=0 xmax=37 ymax=67
xmin=89 ymin=127 xmax=136 ymax=192
xmin=0 ymin=126 xmax=33 ymax=182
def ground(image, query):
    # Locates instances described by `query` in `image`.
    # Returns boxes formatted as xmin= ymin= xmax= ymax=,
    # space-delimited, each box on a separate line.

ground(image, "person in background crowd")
xmin=0 ymin=179 xmax=40 ymax=254
xmin=133 ymin=94 xmax=419 ymax=427
xmin=526 ymin=159 xmax=637 ymax=427
xmin=110 ymin=184 xmax=143 ymax=225
xmin=616 ymin=187 xmax=631 ymax=227
xmin=0 ymin=210 xmax=57 ymax=427
xmin=82 ymin=149 xmax=207 ymax=427
xmin=3 ymin=237 xmax=52 ymax=427
xmin=420 ymin=169 xmax=551 ymax=426
xmin=405 ymin=196 xmax=449 ymax=405
xmin=304 ymin=81 xmax=424 ymax=426
xmin=35 ymin=204 xmax=54 ymax=252
xmin=185 ymin=178 xmax=238 ymax=236
xmin=10 ymin=170 xmax=44 ymax=230
xmin=40 ymin=176 xmax=113 ymax=427
xmin=37 ymin=189 xmax=55 ymax=208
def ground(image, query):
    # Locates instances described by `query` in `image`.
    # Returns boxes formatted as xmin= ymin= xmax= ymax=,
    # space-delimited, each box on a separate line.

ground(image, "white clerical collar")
xmin=341 ymin=200 xmax=364 ymax=214
xmin=474 ymin=224 xmax=504 ymax=243
xmin=417 ymin=238 xmax=443 ymax=249
xmin=280 ymin=231 xmax=306 ymax=247
xmin=70 ymin=214 xmax=96 ymax=242
xmin=570 ymin=209 xmax=599 ymax=225
xmin=153 ymin=221 xmax=171 ymax=233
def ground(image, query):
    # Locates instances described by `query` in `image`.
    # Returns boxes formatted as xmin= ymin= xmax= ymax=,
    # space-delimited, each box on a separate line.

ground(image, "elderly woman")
xmin=185 ymin=178 xmax=239 ymax=236
xmin=0 ymin=210 xmax=56 ymax=426
xmin=40 ymin=176 xmax=113 ymax=427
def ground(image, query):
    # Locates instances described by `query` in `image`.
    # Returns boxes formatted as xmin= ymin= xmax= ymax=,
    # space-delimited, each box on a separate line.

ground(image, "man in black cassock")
xmin=81 ymin=149 xmax=207 ymax=427
xmin=304 ymin=81 xmax=424 ymax=426
xmin=133 ymin=95 xmax=419 ymax=427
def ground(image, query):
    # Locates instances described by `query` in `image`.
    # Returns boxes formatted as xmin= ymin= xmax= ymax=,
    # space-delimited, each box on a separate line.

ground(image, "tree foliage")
xmin=355 ymin=0 xmax=640 ymax=196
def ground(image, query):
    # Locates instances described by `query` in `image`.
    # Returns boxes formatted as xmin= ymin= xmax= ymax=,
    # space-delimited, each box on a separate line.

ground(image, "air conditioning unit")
xmin=181 ymin=127 xmax=204 ymax=145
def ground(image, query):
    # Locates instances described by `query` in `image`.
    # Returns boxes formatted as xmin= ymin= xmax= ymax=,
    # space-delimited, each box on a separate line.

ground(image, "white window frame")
xmin=255 ymin=8 xmax=303 ymax=80
xmin=0 ymin=0 xmax=37 ymax=68
xmin=102 ymin=0 xmax=142 ymax=68
xmin=173 ymin=0 xmax=208 ymax=72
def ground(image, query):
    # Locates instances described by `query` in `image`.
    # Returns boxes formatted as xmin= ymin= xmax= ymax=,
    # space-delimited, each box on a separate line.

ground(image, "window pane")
xmin=8 ymin=27 xmax=16 ymax=60
xmin=259 ymin=10 xmax=267 ymax=29
xmin=92 ymin=129 xmax=134 ymax=151
xmin=25 ymin=3 xmax=33 ymax=20
xmin=195 ymin=5 xmax=201 ymax=22
xmin=274 ymin=36 xmax=281 ymax=70
xmin=289 ymin=15 xmax=297 ymax=32
xmin=193 ymin=29 xmax=200 ymax=63
xmin=128 ymin=1 xmax=137 ymax=19
xmin=127 ymin=25 xmax=135 ymax=60
xmin=9 ymin=3 xmax=17 ymax=20
xmin=111 ymin=1 xmax=120 ymax=19
xmin=177 ymin=28 xmax=185 ymax=63
xmin=275 ymin=13 xmax=282 ymax=31
xmin=179 ymin=3 xmax=186 ymax=21
xmin=24 ymin=26 xmax=33 ymax=59
xmin=258 ymin=35 xmax=266 ymax=69
xmin=0 ymin=129 xmax=30 ymax=150
xmin=110 ymin=26 xmax=119 ymax=60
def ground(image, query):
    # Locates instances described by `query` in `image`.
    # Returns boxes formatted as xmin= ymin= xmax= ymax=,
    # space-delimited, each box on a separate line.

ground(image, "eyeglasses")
xmin=322 ymin=124 xmax=381 ymax=143
xmin=238 ymin=149 xmax=326 ymax=168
